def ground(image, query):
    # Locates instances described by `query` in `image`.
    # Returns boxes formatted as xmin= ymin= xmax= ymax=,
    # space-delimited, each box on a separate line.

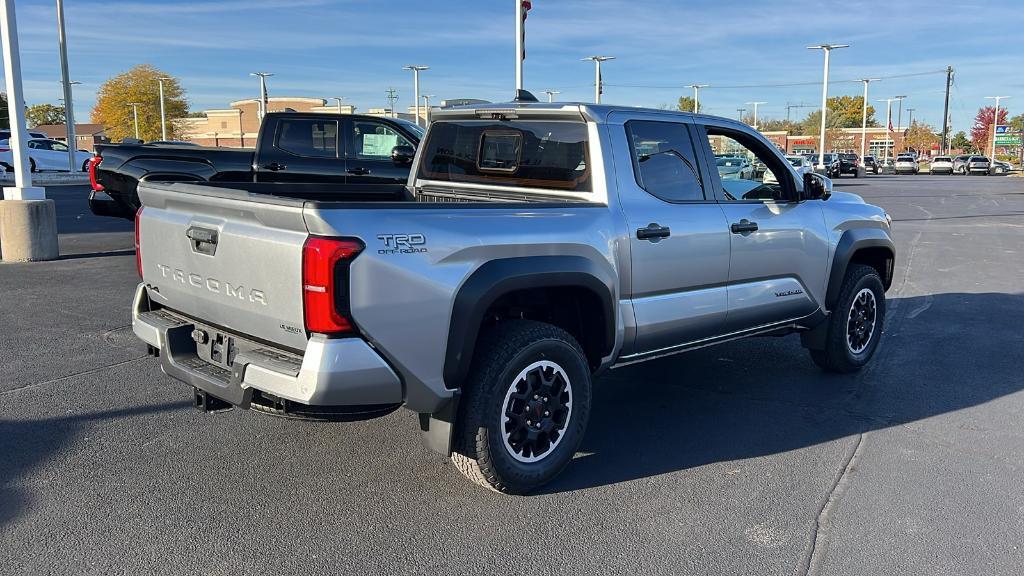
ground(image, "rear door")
xmin=254 ymin=116 xmax=346 ymax=183
xmin=694 ymin=120 xmax=829 ymax=332
xmin=343 ymin=117 xmax=418 ymax=193
xmin=610 ymin=112 xmax=732 ymax=355
xmin=137 ymin=183 xmax=310 ymax=351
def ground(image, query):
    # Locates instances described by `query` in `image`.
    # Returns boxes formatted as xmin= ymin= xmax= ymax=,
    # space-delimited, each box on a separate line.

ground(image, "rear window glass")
xmin=418 ymin=120 xmax=591 ymax=192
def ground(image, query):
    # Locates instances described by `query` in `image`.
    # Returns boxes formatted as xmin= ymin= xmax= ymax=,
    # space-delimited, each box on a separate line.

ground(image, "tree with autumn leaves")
xmin=970 ymin=106 xmax=1009 ymax=153
xmin=92 ymin=65 xmax=189 ymax=142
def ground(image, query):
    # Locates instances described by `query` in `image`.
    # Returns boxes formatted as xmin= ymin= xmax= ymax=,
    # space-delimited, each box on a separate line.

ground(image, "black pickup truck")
xmin=88 ymin=112 xmax=424 ymax=219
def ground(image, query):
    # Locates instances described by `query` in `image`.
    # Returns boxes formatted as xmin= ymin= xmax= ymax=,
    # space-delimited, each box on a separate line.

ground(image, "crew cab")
xmin=132 ymin=100 xmax=895 ymax=494
xmin=89 ymin=112 xmax=423 ymax=219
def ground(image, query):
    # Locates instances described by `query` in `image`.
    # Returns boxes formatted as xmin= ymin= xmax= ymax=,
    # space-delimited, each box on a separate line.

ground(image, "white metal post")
xmin=158 ymin=77 xmax=169 ymax=141
xmin=56 ymin=0 xmax=76 ymax=171
xmin=594 ymin=59 xmax=601 ymax=103
xmin=859 ymin=79 xmax=878 ymax=159
xmin=687 ymin=84 xmax=707 ymax=113
xmin=986 ymin=96 xmax=1010 ymax=160
xmin=128 ymin=103 xmax=141 ymax=140
xmin=413 ymin=69 xmax=420 ymax=125
xmin=1 ymin=0 xmax=42 ymax=199
xmin=515 ymin=0 xmax=523 ymax=90
xmin=747 ymin=101 xmax=766 ymax=130
xmin=808 ymin=44 xmax=848 ymax=170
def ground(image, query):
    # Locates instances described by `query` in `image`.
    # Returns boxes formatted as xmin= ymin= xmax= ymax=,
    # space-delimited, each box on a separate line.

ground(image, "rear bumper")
xmin=131 ymin=284 xmax=403 ymax=408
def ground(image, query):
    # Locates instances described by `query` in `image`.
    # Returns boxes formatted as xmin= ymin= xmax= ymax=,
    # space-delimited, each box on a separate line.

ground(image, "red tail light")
xmin=88 ymin=156 xmax=104 ymax=191
xmin=134 ymin=207 xmax=143 ymax=278
xmin=302 ymin=237 xmax=363 ymax=334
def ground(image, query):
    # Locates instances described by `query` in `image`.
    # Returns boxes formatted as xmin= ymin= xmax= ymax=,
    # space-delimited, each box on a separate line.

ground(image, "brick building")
xmin=766 ymin=127 xmax=922 ymax=158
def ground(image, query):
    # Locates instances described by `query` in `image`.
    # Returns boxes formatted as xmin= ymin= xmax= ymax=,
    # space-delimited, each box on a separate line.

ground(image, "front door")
xmin=612 ymin=114 xmax=732 ymax=356
xmin=695 ymin=122 xmax=830 ymax=333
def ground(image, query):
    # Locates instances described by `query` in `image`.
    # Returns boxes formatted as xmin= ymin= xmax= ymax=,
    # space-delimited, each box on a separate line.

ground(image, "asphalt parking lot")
xmin=2 ymin=177 xmax=1022 ymax=575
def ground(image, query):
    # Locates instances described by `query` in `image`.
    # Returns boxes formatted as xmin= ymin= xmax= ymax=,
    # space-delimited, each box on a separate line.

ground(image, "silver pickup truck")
xmin=132 ymin=101 xmax=894 ymax=493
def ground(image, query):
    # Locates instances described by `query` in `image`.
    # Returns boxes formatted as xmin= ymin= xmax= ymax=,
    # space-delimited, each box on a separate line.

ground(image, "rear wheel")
xmin=809 ymin=264 xmax=885 ymax=373
xmin=81 ymin=159 xmax=90 ymax=172
xmin=29 ymin=158 xmax=37 ymax=172
xmin=451 ymin=320 xmax=591 ymax=494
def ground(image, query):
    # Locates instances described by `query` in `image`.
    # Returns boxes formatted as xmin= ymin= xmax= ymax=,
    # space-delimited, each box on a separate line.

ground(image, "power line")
xmin=602 ymin=69 xmax=949 ymax=91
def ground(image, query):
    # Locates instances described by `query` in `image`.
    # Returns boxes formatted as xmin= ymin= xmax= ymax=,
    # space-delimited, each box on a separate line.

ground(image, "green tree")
xmin=757 ymin=118 xmax=802 ymax=133
xmin=950 ymin=130 xmax=973 ymax=153
xmin=26 ymin=103 xmax=66 ymax=127
xmin=92 ymin=64 xmax=189 ymax=142
xmin=800 ymin=96 xmax=877 ymax=133
xmin=676 ymin=96 xmax=701 ymax=113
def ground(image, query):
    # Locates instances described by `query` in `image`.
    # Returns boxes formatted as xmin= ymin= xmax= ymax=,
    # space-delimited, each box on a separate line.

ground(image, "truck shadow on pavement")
xmin=541 ymin=292 xmax=1024 ymax=494
xmin=0 ymin=401 xmax=187 ymax=527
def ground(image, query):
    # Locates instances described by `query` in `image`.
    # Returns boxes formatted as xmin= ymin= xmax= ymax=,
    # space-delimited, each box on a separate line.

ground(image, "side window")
xmin=51 ymin=141 xmax=69 ymax=152
xmin=275 ymin=119 xmax=338 ymax=158
xmin=349 ymin=120 xmax=414 ymax=160
xmin=626 ymin=120 xmax=704 ymax=202
xmin=701 ymin=127 xmax=792 ymax=202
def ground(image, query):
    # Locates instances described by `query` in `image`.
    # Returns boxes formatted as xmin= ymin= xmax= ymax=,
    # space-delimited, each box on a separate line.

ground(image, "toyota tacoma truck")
xmin=89 ymin=112 xmax=423 ymax=219
xmin=132 ymin=100 xmax=895 ymax=494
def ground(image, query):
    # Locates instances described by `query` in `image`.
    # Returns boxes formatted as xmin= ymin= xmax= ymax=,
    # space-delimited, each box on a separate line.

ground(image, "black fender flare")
xmin=442 ymin=255 xmax=616 ymax=390
xmin=825 ymin=228 xmax=895 ymax=311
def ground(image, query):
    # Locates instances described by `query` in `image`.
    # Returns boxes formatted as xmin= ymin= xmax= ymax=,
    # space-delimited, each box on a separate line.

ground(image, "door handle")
xmin=347 ymin=167 xmax=371 ymax=176
xmin=263 ymin=162 xmax=286 ymax=171
xmin=636 ymin=223 xmax=671 ymax=241
xmin=730 ymin=219 xmax=759 ymax=234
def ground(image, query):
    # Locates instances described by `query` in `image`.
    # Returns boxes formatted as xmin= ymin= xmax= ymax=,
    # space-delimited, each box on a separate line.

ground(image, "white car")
xmin=764 ymin=154 xmax=812 ymax=184
xmin=929 ymin=156 xmax=954 ymax=175
xmin=894 ymin=155 xmax=919 ymax=175
xmin=0 ymin=138 xmax=94 ymax=172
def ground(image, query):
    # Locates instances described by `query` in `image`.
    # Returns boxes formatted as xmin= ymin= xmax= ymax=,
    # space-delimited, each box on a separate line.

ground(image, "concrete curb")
xmin=0 ymin=172 xmax=89 ymax=186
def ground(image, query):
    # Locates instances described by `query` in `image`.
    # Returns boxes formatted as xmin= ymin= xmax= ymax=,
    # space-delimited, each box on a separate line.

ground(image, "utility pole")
xmin=808 ymin=43 xmax=849 ymax=169
xmin=686 ymin=84 xmax=708 ymax=113
xmin=985 ymin=95 xmax=1010 ymax=160
xmin=746 ymin=101 xmax=766 ymax=130
xmin=250 ymin=72 xmax=273 ymax=122
xmin=127 ymin=102 xmax=142 ymax=140
xmin=737 ymin=108 xmax=746 ymax=122
xmin=859 ymin=78 xmax=880 ymax=160
xmin=56 ymin=0 xmax=77 ymax=171
xmin=422 ymin=95 xmax=434 ymax=124
xmin=905 ymin=108 xmax=915 ymax=154
xmin=157 ymin=77 xmax=172 ymax=141
xmin=582 ymin=56 xmax=614 ymax=104
xmin=543 ymin=89 xmax=560 ymax=102
xmin=403 ymin=65 xmax=429 ymax=126
xmin=878 ymin=97 xmax=896 ymax=162
xmin=941 ymin=66 xmax=953 ymax=153
xmin=332 ymin=96 xmax=345 ymax=114
xmin=385 ymin=88 xmax=398 ymax=118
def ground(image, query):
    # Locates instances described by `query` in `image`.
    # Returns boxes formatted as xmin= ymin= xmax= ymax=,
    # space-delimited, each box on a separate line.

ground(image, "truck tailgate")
xmin=137 ymin=182 xmax=309 ymax=351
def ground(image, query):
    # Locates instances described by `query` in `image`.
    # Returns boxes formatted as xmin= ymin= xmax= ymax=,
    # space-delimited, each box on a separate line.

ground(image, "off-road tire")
xmin=451 ymin=320 xmax=591 ymax=494
xmin=810 ymin=264 xmax=886 ymax=373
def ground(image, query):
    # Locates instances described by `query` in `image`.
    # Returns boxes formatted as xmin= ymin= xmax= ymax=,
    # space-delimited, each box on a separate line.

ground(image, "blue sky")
xmin=7 ymin=0 xmax=1023 ymax=133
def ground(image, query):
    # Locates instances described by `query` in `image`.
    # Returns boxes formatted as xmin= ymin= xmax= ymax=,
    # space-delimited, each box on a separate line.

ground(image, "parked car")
xmin=131 ymin=100 xmax=895 ymax=494
xmin=0 ymin=138 xmax=94 ymax=172
xmin=764 ymin=154 xmax=812 ymax=184
xmin=990 ymin=159 xmax=1012 ymax=175
xmin=715 ymin=156 xmax=755 ymax=180
xmin=878 ymin=159 xmax=896 ymax=174
xmin=952 ymin=154 xmax=972 ymax=175
xmin=862 ymin=155 xmax=878 ymax=174
xmin=88 ymin=112 xmax=425 ymax=219
xmin=965 ymin=155 xmax=991 ymax=175
xmin=803 ymin=153 xmax=840 ymax=178
xmin=838 ymin=153 xmax=860 ymax=177
xmin=929 ymin=156 xmax=954 ymax=175
xmin=0 ymin=129 xmax=48 ymax=140
xmin=894 ymin=155 xmax=919 ymax=175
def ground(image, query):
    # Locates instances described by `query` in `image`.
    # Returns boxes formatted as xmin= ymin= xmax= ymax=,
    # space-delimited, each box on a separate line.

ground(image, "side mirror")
xmin=391 ymin=145 xmax=415 ymax=164
xmin=803 ymin=171 xmax=832 ymax=200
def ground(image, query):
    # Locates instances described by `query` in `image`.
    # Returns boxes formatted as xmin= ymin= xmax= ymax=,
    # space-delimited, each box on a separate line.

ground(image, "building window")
xmin=220 ymin=121 xmax=228 ymax=129
xmin=869 ymin=139 xmax=894 ymax=158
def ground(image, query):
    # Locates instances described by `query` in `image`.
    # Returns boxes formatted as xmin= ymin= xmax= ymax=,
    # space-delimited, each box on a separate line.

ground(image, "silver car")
xmin=965 ymin=155 xmax=991 ymax=175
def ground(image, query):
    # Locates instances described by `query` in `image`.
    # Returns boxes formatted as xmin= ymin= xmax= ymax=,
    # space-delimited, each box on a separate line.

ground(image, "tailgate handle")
xmin=186 ymin=226 xmax=219 ymax=256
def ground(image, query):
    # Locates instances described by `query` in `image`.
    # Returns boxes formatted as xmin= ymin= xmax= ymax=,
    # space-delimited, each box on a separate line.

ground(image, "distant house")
xmin=32 ymin=123 xmax=110 ymax=151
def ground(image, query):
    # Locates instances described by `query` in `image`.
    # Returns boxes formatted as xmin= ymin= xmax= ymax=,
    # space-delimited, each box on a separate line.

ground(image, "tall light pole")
xmin=893 ymin=95 xmax=907 ymax=132
xmin=746 ymin=101 xmax=767 ymax=130
xmin=686 ymin=84 xmax=709 ymax=113
xmin=737 ymin=108 xmax=747 ymax=121
xmin=127 ymin=102 xmax=142 ymax=140
xmin=157 ymin=77 xmax=172 ymax=141
xmin=422 ymin=95 xmax=434 ymax=124
xmin=543 ymin=89 xmax=561 ymax=102
xmin=582 ymin=56 xmax=614 ymax=104
xmin=877 ymin=98 xmax=896 ymax=162
xmin=858 ymin=78 xmax=880 ymax=160
xmin=332 ymin=96 xmax=345 ymax=114
xmin=403 ymin=65 xmax=429 ymax=126
xmin=250 ymin=72 xmax=273 ymax=122
xmin=56 ymin=0 xmax=78 ymax=171
xmin=985 ymin=95 xmax=1010 ymax=160
xmin=808 ymin=43 xmax=849 ymax=169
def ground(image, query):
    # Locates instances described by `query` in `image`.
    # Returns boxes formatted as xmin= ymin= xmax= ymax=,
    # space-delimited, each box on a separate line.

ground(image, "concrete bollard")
xmin=0 ymin=199 xmax=59 ymax=262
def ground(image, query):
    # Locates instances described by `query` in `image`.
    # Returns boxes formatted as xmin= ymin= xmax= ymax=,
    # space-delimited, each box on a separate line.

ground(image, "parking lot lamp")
xmin=56 ymin=0 xmax=78 ymax=171
xmin=985 ymin=96 xmax=1010 ymax=160
xmin=403 ymin=66 xmax=429 ymax=127
xmin=686 ymin=84 xmax=708 ymax=113
xmin=736 ymin=108 xmax=746 ymax=121
xmin=127 ymin=102 xmax=142 ymax=140
xmin=893 ymin=95 xmax=907 ymax=133
xmin=332 ymin=96 xmax=345 ymax=114
xmin=859 ymin=78 xmax=880 ymax=160
xmin=877 ymin=98 xmax=896 ymax=161
xmin=157 ymin=77 xmax=172 ymax=141
xmin=422 ymin=95 xmax=434 ymax=124
xmin=746 ymin=101 xmax=766 ymax=130
xmin=250 ymin=72 xmax=273 ymax=122
xmin=582 ymin=56 xmax=614 ymax=104
xmin=543 ymin=89 xmax=560 ymax=102
xmin=807 ymin=44 xmax=848 ymax=170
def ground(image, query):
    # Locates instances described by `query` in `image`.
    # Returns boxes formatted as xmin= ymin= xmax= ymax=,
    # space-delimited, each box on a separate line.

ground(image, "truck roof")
xmin=432 ymin=101 xmax=723 ymax=124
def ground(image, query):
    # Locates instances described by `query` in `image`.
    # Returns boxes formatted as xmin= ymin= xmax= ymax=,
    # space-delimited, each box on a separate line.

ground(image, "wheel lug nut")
xmin=533 ymin=395 xmax=539 ymax=400
xmin=526 ymin=419 xmax=532 ymax=425
xmin=542 ymin=397 xmax=548 ymax=402
xmin=544 ymin=410 xmax=550 ymax=416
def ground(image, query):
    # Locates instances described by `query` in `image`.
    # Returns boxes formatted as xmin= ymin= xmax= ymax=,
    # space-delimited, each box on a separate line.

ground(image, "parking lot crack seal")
xmin=1 ymin=356 xmax=147 ymax=396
